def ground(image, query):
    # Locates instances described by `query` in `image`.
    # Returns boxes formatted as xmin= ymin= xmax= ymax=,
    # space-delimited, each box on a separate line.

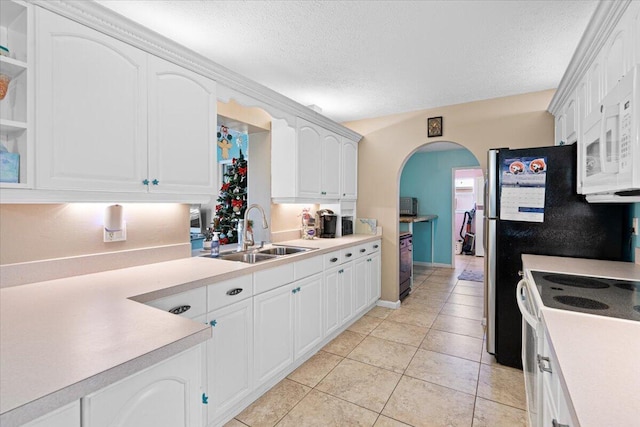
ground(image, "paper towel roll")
xmin=105 ymin=204 xmax=123 ymax=231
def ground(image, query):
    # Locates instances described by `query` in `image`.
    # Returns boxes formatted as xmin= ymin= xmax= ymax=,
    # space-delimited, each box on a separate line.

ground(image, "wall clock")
xmin=427 ymin=116 xmax=443 ymax=138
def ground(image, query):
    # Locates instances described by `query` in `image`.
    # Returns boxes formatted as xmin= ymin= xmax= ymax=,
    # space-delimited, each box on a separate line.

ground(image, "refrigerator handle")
xmin=487 ymin=149 xmax=498 ymax=218
xmin=485 ymin=218 xmax=497 ymax=354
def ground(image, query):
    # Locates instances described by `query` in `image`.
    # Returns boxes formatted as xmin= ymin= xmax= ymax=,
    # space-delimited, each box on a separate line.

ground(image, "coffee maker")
xmin=315 ymin=209 xmax=337 ymax=238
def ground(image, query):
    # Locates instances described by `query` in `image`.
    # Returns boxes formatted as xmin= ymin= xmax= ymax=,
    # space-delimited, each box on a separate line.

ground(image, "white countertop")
xmin=522 ymin=254 xmax=640 ymax=427
xmin=0 ymin=234 xmax=381 ymax=426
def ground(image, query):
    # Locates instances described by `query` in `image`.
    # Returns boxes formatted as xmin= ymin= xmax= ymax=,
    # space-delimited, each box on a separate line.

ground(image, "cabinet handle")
xmin=142 ymin=179 xmax=149 ymax=186
xmin=537 ymin=354 xmax=552 ymax=373
xmin=209 ymin=320 xmax=217 ymax=327
xmin=202 ymin=393 xmax=208 ymax=404
xmin=292 ymin=288 xmax=297 ymax=294
xmin=373 ymin=245 xmax=379 ymax=249
xmin=297 ymin=287 xmax=301 ymax=292
xmin=339 ymin=269 xmax=344 ymax=274
xmin=330 ymin=257 xmax=338 ymax=263
xmin=343 ymin=193 xmax=346 ymax=196
xmin=168 ymin=305 xmax=191 ymax=315
xmin=552 ymin=420 xmax=569 ymax=427
xmin=345 ymin=253 xmax=352 ymax=258
xmin=226 ymin=288 xmax=243 ymax=296
xmin=360 ymin=249 xmax=366 ymax=253
xmin=152 ymin=179 xmax=159 ymax=185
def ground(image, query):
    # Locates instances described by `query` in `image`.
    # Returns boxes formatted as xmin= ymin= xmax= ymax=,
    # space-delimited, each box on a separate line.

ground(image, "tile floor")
xmin=227 ymin=255 xmax=527 ymax=427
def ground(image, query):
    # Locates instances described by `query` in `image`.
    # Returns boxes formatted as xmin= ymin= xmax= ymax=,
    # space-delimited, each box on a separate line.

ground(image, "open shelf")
xmin=0 ymin=55 xmax=27 ymax=78
xmin=0 ymin=118 xmax=27 ymax=135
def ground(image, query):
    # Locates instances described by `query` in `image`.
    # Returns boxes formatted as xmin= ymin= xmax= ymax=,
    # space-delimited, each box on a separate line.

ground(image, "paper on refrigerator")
xmin=499 ymin=157 xmax=547 ymax=222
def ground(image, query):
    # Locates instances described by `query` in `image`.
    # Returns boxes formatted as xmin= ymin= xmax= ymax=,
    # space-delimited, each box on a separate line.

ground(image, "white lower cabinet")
xmin=323 ymin=265 xmax=342 ymax=337
xmin=293 ymin=273 xmax=324 ymax=359
xmin=206 ymin=298 xmax=253 ymax=424
xmin=23 ymin=401 xmax=80 ymax=427
xmin=338 ymin=262 xmax=355 ymax=326
xmin=253 ymin=283 xmax=294 ymax=388
xmin=368 ymin=252 xmax=381 ymax=306
xmin=354 ymin=257 xmax=369 ymax=314
xmin=82 ymin=345 xmax=203 ymax=427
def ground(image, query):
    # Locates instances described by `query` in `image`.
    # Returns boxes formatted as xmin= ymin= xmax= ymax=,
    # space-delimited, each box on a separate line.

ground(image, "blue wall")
xmin=400 ymin=149 xmax=480 ymax=265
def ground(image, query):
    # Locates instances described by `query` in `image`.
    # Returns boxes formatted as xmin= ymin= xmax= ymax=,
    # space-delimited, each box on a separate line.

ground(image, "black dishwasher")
xmin=399 ymin=233 xmax=412 ymax=299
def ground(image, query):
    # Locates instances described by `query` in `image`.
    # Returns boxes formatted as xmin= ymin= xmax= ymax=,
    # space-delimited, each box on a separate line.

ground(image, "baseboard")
xmin=413 ymin=261 xmax=453 ymax=268
xmin=377 ymin=299 xmax=401 ymax=309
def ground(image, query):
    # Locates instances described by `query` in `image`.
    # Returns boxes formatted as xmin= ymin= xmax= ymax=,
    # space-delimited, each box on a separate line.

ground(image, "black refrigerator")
xmin=484 ymin=144 xmax=632 ymax=369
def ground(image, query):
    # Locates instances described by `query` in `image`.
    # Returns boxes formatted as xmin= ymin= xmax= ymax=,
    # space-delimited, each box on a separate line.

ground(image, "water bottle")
xmin=211 ymin=232 xmax=220 ymax=258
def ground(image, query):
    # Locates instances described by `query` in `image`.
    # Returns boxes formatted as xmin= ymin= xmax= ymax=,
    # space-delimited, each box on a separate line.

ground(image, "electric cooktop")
xmin=531 ymin=271 xmax=640 ymax=322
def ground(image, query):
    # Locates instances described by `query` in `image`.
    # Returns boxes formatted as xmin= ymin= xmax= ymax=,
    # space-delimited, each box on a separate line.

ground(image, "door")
xmin=83 ymin=346 xmax=202 ymax=427
xmin=296 ymin=118 xmax=322 ymax=197
xmin=341 ymin=138 xmax=358 ymax=199
xmin=339 ymin=262 xmax=355 ymax=325
xmin=253 ymin=284 xmax=294 ymax=387
xmin=206 ymin=299 xmax=252 ymax=424
xmin=36 ymin=8 xmax=148 ymax=192
xmin=294 ymin=273 xmax=324 ymax=359
xmin=320 ymin=132 xmax=341 ymax=198
xmin=148 ymin=55 xmax=217 ymax=194
xmin=353 ymin=257 xmax=368 ymax=315
xmin=324 ymin=265 xmax=341 ymax=337
xmin=368 ymin=252 xmax=381 ymax=306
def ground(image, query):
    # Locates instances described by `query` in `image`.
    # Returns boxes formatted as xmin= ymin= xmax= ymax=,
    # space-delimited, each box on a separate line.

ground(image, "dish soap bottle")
xmin=211 ymin=232 xmax=220 ymax=258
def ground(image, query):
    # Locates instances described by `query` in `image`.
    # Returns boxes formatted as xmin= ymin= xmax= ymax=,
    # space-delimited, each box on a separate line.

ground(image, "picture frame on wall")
xmin=427 ymin=116 xmax=443 ymax=138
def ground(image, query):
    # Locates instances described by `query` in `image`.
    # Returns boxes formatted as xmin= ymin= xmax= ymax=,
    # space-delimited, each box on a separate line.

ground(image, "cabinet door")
xmin=339 ymin=262 xmax=355 ymax=325
xmin=368 ymin=252 xmax=381 ymax=306
xmin=206 ymin=299 xmax=252 ymax=424
xmin=320 ymin=132 xmax=341 ymax=198
xmin=554 ymin=114 xmax=566 ymax=146
xmin=23 ymin=401 xmax=80 ymax=427
xmin=253 ymin=284 xmax=294 ymax=387
xmin=296 ymin=118 xmax=322 ymax=197
xmin=353 ymin=257 xmax=369 ymax=315
xmin=35 ymin=8 xmax=148 ymax=192
xmin=324 ymin=266 xmax=341 ymax=337
xmin=341 ymin=138 xmax=358 ymax=199
xmin=294 ymin=273 xmax=324 ymax=359
xmin=148 ymin=55 xmax=217 ymax=194
xmin=83 ymin=346 xmax=203 ymax=427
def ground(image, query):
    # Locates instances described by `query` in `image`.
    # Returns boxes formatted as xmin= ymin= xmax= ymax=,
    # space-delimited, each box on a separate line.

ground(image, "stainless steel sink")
xmin=258 ymin=246 xmax=313 ymax=256
xmin=218 ymin=252 xmax=277 ymax=264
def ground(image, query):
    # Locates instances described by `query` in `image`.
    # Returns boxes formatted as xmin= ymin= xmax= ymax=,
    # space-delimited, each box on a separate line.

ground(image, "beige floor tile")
xmin=477 ymin=364 xmax=527 ymax=410
xmin=224 ymin=419 xmax=248 ymax=427
xmin=425 ymin=275 xmax=458 ymax=285
xmin=405 ymin=349 xmax=480 ymax=394
xmin=276 ymin=389 xmax=378 ymax=427
xmin=447 ymin=293 xmax=484 ymax=307
xmin=322 ymin=330 xmax=367 ymax=356
xmin=370 ymin=319 xmax=428 ymax=347
xmin=348 ymin=336 xmax=418 ymax=373
xmin=366 ymin=305 xmax=394 ymax=319
xmin=457 ymin=279 xmax=483 ymax=287
xmin=421 ymin=329 xmax=483 ymax=362
xmin=410 ymin=289 xmax=451 ymax=302
xmin=382 ymin=376 xmax=475 ymax=427
xmin=236 ymin=379 xmax=311 ymax=427
xmin=472 ymin=397 xmax=528 ymax=427
xmin=453 ymin=285 xmax=484 ymax=297
xmin=439 ymin=302 xmax=484 ymax=321
xmin=422 ymin=281 xmax=456 ymax=293
xmin=431 ymin=268 xmax=457 ymax=277
xmin=402 ymin=296 xmax=445 ymax=311
xmin=373 ymin=415 xmax=412 ymax=427
xmin=316 ymin=358 xmax=401 ymax=412
xmin=287 ymin=350 xmax=343 ymax=387
xmin=348 ymin=315 xmax=383 ymax=334
xmin=386 ymin=306 xmax=438 ymax=328
xmin=432 ymin=314 xmax=485 ymax=338
xmin=481 ymin=349 xmax=497 ymax=365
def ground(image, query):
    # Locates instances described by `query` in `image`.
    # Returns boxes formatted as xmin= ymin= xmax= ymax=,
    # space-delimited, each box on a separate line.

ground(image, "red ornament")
xmin=221 ymin=183 xmax=230 ymax=191
xmin=232 ymin=158 xmax=237 ymax=164
xmin=220 ymin=237 xmax=229 ymax=245
xmin=215 ymin=204 xmax=222 ymax=212
xmin=232 ymin=199 xmax=243 ymax=208
xmin=238 ymin=167 xmax=247 ymax=176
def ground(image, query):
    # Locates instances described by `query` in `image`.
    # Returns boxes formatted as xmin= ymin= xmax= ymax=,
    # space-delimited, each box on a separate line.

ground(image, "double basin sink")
xmin=206 ymin=245 xmax=315 ymax=264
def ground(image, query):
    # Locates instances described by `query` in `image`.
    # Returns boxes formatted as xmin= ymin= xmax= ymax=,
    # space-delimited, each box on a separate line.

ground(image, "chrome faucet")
xmin=242 ymin=204 xmax=269 ymax=251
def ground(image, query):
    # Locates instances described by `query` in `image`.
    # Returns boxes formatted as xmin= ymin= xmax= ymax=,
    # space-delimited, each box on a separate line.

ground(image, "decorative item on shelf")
xmin=427 ymin=116 xmax=443 ymax=137
xmin=0 ymin=45 xmax=9 ymax=57
xmin=0 ymin=74 xmax=10 ymax=100
xmin=0 ymin=144 xmax=19 ymax=183
xmin=300 ymin=207 xmax=316 ymax=239
xmin=214 ymin=150 xmax=248 ymax=244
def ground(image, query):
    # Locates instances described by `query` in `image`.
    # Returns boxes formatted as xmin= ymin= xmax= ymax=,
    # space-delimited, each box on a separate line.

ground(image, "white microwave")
xmin=581 ymin=65 xmax=639 ymax=196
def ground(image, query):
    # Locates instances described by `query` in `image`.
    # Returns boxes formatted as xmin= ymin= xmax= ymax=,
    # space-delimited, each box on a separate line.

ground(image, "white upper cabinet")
xmin=341 ymin=138 xmax=358 ymax=199
xmin=33 ymin=7 xmax=216 ymax=201
xmin=35 ymin=8 xmax=148 ymax=192
xmin=296 ymin=119 xmax=323 ymax=198
xmin=321 ymin=132 xmax=341 ymax=199
xmin=147 ymin=55 xmax=216 ymax=194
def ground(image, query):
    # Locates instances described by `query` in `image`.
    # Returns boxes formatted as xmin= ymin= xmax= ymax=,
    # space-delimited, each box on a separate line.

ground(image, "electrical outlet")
xmin=104 ymin=222 xmax=127 ymax=242
xmin=634 ymin=218 xmax=639 ymax=236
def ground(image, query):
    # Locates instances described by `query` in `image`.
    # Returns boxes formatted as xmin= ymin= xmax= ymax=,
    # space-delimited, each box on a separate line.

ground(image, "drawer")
xmin=353 ymin=244 xmax=369 ymax=259
xmin=294 ymin=255 xmax=323 ymax=281
xmin=254 ymin=262 xmax=295 ymax=294
xmin=324 ymin=250 xmax=342 ymax=268
xmin=207 ymin=274 xmax=253 ymax=312
xmin=146 ymin=287 xmax=207 ymax=320
xmin=340 ymin=246 xmax=357 ymax=263
xmin=368 ymin=239 xmax=382 ymax=254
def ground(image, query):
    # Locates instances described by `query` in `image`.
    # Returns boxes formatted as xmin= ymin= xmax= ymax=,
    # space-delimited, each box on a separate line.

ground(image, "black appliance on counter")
xmin=485 ymin=144 xmax=632 ymax=369
xmin=342 ymin=217 xmax=353 ymax=236
xmin=316 ymin=209 xmax=337 ymax=238
xmin=399 ymin=232 xmax=413 ymax=300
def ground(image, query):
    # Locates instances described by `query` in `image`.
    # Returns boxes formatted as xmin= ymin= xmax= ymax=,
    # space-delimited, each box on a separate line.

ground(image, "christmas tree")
xmin=214 ymin=150 xmax=247 ymax=244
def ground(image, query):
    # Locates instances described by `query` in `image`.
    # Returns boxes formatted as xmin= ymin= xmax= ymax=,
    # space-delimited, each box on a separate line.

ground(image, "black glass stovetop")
xmin=531 ymin=271 xmax=640 ymax=321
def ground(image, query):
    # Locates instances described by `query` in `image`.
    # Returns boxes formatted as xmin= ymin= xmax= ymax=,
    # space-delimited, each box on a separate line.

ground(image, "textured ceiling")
xmin=98 ymin=0 xmax=598 ymax=123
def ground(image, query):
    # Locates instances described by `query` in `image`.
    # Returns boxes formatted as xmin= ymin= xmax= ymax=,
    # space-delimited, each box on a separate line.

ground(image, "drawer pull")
xmin=345 ymin=253 xmax=352 ymax=258
xmin=330 ymin=257 xmax=338 ymax=263
xmin=373 ymin=244 xmax=379 ymax=249
xmin=168 ymin=305 xmax=191 ymax=315
xmin=339 ymin=269 xmax=344 ymax=274
xmin=202 ymin=393 xmax=208 ymax=404
xmin=226 ymin=288 xmax=243 ymax=296
xmin=209 ymin=320 xmax=217 ymax=327
xmin=360 ymin=248 xmax=366 ymax=253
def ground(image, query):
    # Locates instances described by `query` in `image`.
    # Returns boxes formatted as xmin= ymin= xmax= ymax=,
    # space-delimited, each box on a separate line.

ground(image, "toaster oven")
xmin=400 ymin=197 xmax=418 ymax=216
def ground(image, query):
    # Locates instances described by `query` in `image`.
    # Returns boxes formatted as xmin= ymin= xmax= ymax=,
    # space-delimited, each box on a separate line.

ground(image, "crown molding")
xmin=548 ymin=0 xmax=632 ymax=114
xmin=29 ymin=0 xmax=362 ymax=141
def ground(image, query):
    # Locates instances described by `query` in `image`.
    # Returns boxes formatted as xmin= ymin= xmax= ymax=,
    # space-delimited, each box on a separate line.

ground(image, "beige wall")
xmin=344 ymin=89 xmax=555 ymax=302
xmin=0 ymin=203 xmax=189 ymax=265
